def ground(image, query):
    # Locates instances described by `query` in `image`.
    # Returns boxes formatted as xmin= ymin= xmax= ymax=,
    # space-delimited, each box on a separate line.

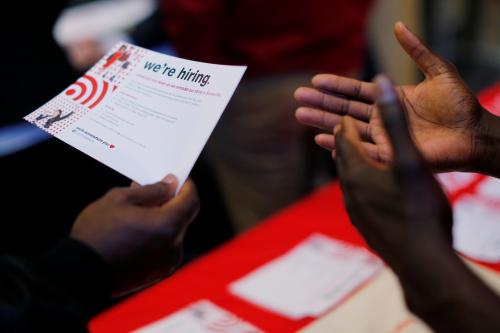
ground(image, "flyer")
xmin=132 ymin=300 xmax=264 ymax=333
xmin=24 ymin=42 xmax=246 ymax=186
xmin=229 ymin=234 xmax=383 ymax=320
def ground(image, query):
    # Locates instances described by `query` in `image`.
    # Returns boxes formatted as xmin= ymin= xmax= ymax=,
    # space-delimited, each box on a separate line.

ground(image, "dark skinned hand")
xmin=296 ymin=21 xmax=487 ymax=173
xmin=336 ymin=76 xmax=500 ymax=333
xmin=334 ymin=75 xmax=453 ymax=273
xmin=71 ymin=175 xmax=200 ymax=297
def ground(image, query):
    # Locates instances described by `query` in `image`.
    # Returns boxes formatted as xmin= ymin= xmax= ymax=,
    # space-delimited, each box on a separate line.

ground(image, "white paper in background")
xmin=132 ymin=300 xmax=264 ymax=333
xmin=53 ymin=0 xmax=156 ymax=47
xmin=229 ymin=234 xmax=383 ymax=320
xmin=439 ymin=173 xmax=500 ymax=262
xmin=24 ymin=42 xmax=246 ymax=187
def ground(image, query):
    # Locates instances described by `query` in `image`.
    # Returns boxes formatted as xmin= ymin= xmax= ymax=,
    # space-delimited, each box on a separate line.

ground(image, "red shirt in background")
xmin=161 ymin=0 xmax=374 ymax=76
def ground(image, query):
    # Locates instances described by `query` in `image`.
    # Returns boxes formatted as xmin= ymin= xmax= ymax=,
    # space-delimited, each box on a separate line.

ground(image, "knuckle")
xmin=150 ymin=182 xmax=170 ymax=198
xmin=158 ymin=209 xmax=188 ymax=236
xmin=411 ymin=45 xmax=426 ymax=63
xmin=106 ymin=188 xmax=128 ymax=202
xmin=320 ymin=92 xmax=329 ymax=109
xmin=352 ymin=80 xmax=362 ymax=98
xmin=339 ymin=99 xmax=349 ymax=116
xmin=364 ymin=124 xmax=372 ymax=140
xmin=320 ymin=110 xmax=329 ymax=129
xmin=152 ymin=182 xmax=201 ymax=236
xmin=142 ymin=210 xmax=175 ymax=238
xmin=133 ymin=210 xmax=158 ymax=232
xmin=442 ymin=58 xmax=458 ymax=73
xmin=366 ymin=105 xmax=374 ymax=119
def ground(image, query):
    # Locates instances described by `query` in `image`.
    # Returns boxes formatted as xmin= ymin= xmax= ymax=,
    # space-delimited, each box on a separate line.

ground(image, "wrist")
xmin=393 ymin=243 xmax=465 ymax=313
xmin=397 ymin=248 xmax=500 ymax=332
xmin=470 ymin=107 xmax=500 ymax=176
xmin=396 ymin=240 xmax=500 ymax=314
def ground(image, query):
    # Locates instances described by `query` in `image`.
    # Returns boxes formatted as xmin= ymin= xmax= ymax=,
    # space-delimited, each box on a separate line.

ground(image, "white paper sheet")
xmin=53 ymin=0 xmax=156 ymax=46
xmin=132 ymin=300 xmax=264 ymax=333
xmin=229 ymin=234 xmax=383 ymax=320
xmin=298 ymin=269 xmax=432 ymax=333
xmin=439 ymin=173 xmax=500 ymax=262
xmin=24 ymin=42 xmax=246 ymax=187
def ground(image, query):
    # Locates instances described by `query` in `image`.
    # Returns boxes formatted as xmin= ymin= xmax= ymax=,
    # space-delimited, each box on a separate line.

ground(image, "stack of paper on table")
xmin=133 ymin=300 xmax=264 ymax=333
xmin=439 ymin=173 xmax=500 ymax=263
xmin=229 ymin=234 xmax=383 ymax=320
xmin=298 ymin=269 xmax=432 ymax=333
xmin=300 ymin=260 xmax=500 ymax=333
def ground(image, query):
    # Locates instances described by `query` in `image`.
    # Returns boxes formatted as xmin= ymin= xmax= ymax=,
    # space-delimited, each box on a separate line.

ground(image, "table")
xmin=90 ymin=182 xmax=365 ymax=332
xmin=90 ymin=84 xmax=500 ymax=332
xmin=89 ymin=183 xmax=500 ymax=333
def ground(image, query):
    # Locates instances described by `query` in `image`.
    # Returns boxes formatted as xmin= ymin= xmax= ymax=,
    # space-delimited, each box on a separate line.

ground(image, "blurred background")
xmin=369 ymin=0 xmax=499 ymax=90
xmin=0 ymin=0 xmax=498 ymax=263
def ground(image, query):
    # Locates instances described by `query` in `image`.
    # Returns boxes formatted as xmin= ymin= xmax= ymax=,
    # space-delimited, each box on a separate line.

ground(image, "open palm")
xmin=295 ymin=22 xmax=481 ymax=171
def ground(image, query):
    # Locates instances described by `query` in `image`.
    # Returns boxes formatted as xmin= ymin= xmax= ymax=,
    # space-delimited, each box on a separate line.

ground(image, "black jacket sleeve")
xmin=0 ymin=238 xmax=111 ymax=333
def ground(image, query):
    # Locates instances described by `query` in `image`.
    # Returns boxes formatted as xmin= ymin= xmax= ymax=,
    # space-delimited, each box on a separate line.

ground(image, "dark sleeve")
xmin=0 ymin=238 xmax=111 ymax=333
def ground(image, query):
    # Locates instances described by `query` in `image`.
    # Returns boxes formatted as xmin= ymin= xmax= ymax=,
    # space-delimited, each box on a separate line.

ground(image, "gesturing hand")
xmin=335 ymin=75 xmax=453 ymax=271
xmin=71 ymin=175 xmax=200 ymax=296
xmin=337 ymin=76 xmax=500 ymax=333
xmin=295 ymin=21 xmax=482 ymax=172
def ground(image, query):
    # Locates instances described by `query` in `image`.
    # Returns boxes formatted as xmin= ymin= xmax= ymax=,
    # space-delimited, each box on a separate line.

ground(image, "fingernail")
xmin=163 ymin=174 xmax=177 ymax=185
xmin=396 ymin=21 xmax=410 ymax=32
xmin=375 ymin=75 xmax=397 ymax=104
xmin=334 ymin=124 xmax=342 ymax=135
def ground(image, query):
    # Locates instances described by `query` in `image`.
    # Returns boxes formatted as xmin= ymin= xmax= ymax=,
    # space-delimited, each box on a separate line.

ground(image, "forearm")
xmin=395 ymin=247 xmax=500 ymax=333
xmin=0 ymin=238 xmax=111 ymax=331
xmin=470 ymin=107 xmax=500 ymax=177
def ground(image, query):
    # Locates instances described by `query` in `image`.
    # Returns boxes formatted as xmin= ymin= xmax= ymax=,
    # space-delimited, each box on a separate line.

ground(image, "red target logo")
xmin=206 ymin=315 xmax=242 ymax=332
xmin=65 ymin=74 xmax=115 ymax=109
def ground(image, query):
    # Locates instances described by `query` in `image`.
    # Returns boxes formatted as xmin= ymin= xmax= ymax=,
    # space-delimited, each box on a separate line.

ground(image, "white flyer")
xmin=24 ymin=42 xmax=246 ymax=186
xmin=132 ymin=300 xmax=264 ymax=333
xmin=229 ymin=234 xmax=383 ymax=320
xmin=439 ymin=172 xmax=500 ymax=262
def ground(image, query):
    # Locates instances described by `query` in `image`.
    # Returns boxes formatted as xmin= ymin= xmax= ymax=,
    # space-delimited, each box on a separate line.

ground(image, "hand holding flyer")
xmin=25 ymin=42 xmax=246 ymax=186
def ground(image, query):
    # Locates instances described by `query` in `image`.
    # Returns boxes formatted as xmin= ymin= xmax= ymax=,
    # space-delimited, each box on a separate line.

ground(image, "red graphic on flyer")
xmin=65 ymin=74 xmax=115 ymax=110
xmin=99 ymin=44 xmax=133 ymax=83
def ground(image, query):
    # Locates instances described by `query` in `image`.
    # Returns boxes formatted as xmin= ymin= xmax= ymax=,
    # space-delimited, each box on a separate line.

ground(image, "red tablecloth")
xmin=90 ymin=84 xmax=500 ymax=332
xmin=480 ymin=82 xmax=500 ymax=116
xmin=90 ymin=183 xmax=368 ymax=332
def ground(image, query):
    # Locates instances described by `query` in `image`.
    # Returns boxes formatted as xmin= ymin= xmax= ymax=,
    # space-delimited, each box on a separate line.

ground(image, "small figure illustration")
xmin=36 ymin=109 xmax=74 ymax=129
xmin=101 ymin=45 xmax=132 ymax=82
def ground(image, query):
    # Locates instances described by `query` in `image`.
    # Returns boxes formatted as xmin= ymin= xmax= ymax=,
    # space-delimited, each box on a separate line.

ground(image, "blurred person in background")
xmin=160 ymin=0 xmax=376 ymax=231
xmin=61 ymin=0 xmax=376 ymax=234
